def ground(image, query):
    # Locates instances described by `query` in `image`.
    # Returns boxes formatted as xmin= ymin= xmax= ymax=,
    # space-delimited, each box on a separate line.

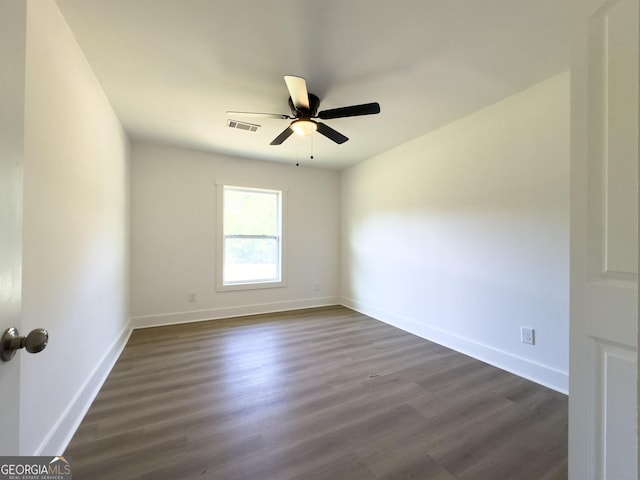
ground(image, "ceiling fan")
xmin=227 ymin=75 xmax=380 ymax=145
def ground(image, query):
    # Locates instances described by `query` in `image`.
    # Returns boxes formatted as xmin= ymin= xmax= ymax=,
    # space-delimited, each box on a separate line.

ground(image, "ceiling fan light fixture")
xmin=291 ymin=119 xmax=317 ymax=136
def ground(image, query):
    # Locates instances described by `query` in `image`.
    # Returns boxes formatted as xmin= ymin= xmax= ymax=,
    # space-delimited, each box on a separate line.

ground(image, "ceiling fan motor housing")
xmin=289 ymin=93 xmax=320 ymax=118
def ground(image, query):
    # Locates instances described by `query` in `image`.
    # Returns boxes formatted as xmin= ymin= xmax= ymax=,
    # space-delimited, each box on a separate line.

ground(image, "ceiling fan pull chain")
xmin=310 ymin=134 xmax=314 ymax=161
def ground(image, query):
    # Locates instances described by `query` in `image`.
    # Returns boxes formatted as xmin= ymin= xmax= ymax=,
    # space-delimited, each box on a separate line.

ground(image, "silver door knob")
xmin=0 ymin=327 xmax=49 ymax=362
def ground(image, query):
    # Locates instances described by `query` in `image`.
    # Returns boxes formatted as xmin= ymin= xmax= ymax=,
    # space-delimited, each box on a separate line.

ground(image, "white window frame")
xmin=216 ymin=182 xmax=287 ymax=292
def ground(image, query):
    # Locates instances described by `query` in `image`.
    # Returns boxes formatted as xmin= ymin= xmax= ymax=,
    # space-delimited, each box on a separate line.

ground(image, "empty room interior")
xmin=1 ymin=0 xmax=638 ymax=479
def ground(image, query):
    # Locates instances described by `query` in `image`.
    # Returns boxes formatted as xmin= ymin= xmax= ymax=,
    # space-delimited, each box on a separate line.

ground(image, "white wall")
xmin=341 ymin=72 xmax=570 ymax=392
xmin=21 ymin=0 xmax=130 ymax=455
xmin=130 ymin=142 xmax=340 ymax=327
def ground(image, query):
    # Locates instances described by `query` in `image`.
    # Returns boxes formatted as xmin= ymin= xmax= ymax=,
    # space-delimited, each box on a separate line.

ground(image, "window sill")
xmin=216 ymin=280 xmax=286 ymax=293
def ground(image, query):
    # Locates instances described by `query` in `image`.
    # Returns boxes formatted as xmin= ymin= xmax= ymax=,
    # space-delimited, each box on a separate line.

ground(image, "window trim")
xmin=216 ymin=182 xmax=287 ymax=292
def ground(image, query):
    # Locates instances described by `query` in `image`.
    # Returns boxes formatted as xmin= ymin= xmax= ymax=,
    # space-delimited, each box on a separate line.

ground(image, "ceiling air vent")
xmin=227 ymin=119 xmax=260 ymax=132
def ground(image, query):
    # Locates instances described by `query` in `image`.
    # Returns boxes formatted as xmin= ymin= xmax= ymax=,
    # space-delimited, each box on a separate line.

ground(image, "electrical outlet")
xmin=521 ymin=326 xmax=535 ymax=345
xmin=314 ymin=283 xmax=321 ymax=292
xmin=188 ymin=292 xmax=196 ymax=303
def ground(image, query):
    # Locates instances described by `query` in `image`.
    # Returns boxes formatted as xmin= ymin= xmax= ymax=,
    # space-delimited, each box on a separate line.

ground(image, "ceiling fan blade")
xmin=284 ymin=75 xmax=310 ymax=111
xmin=317 ymin=102 xmax=381 ymax=120
xmin=226 ymin=111 xmax=291 ymax=119
xmin=270 ymin=126 xmax=294 ymax=145
xmin=316 ymin=122 xmax=349 ymax=144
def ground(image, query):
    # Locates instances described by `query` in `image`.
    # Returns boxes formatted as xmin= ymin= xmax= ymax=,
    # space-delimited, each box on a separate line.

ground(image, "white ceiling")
xmin=55 ymin=0 xmax=568 ymax=170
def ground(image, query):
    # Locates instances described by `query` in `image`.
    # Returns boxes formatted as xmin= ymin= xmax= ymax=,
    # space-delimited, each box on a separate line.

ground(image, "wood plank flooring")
xmin=66 ymin=306 xmax=567 ymax=479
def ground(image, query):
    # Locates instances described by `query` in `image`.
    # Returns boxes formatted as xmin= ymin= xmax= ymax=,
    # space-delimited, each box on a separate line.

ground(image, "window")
xmin=217 ymin=184 xmax=286 ymax=290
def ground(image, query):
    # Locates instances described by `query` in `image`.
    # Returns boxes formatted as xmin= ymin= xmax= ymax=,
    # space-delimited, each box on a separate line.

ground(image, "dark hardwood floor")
xmin=66 ymin=306 xmax=567 ymax=479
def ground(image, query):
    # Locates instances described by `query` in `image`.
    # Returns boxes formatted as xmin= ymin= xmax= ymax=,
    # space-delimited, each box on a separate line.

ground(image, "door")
xmin=569 ymin=0 xmax=639 ymax=478
xmin=0 ymin=0 xmax=26 ymax=456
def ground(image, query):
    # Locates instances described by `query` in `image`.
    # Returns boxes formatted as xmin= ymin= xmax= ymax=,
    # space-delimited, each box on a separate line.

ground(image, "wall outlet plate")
xmin=521 ymin=326 xmax=535 ymax=345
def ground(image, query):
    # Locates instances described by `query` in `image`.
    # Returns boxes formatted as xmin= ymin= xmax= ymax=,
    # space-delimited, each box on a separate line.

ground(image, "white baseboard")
xmin=131 ymin=296 xmax=341 ymax=329
xmin=341 ymin=297 xmax=568 ymax=394
xmin=35 ymin=322 xmax=133 ymax=456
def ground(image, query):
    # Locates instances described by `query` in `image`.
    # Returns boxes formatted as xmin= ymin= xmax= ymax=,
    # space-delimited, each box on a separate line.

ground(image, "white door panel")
xmin=0 ymin=0 xmax=26 ymax=456
xmin=570 ymin=0 xmax=639 ymax=478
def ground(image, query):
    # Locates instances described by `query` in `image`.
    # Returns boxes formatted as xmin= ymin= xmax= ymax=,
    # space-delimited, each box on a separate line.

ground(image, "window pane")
xmin=221 ymin=186 xmax=283 ymax=287
xmin=224 ymin=237 xmax=279 ymax=283
xmin=224 ymin=188 xmax=278 ymax=236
